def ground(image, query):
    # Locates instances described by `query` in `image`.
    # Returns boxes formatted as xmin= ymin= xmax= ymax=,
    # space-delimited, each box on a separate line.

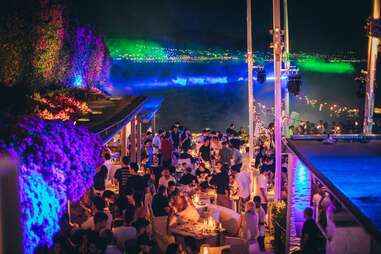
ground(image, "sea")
xmin=109 ymin=61 xmax=363 ymax=132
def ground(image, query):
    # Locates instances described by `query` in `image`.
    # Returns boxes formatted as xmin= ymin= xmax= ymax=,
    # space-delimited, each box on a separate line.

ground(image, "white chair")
xmin=207 ymin=205 xmax=241 ymax=236
xmin=152 ymin=216 xmax=175 ymax=253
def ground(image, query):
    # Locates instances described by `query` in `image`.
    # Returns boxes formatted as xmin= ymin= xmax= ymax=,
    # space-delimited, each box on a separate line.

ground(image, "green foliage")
xmin=271 ymin=201 xmax=287 ymax=254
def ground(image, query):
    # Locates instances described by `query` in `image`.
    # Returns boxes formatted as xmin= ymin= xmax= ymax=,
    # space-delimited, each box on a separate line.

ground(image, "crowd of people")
xmin=38 ymin=119 xmax=345 ymax=254
xmin=289 ymin=120 xmax=360 ymax=135
xmin=39 ymin=122 xmax=284 ymax=254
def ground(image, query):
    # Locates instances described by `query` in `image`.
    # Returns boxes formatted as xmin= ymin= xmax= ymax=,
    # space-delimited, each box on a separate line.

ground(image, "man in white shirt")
xmin=257 ymin=169 xmax=269 ymax=213
xmin=233 ymin=168 xmax=251 ymax=213
xmin=158 ymin=169 xmax=176 ymax=188
xmin=112 ymin=208 xmax=137 ymax=251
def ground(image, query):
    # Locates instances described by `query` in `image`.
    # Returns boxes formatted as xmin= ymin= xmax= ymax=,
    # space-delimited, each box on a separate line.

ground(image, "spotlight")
xmin=287 ymin=73 xmax=301 ymax=96
xmin=256 ymin=69 xmax=267 ymax=84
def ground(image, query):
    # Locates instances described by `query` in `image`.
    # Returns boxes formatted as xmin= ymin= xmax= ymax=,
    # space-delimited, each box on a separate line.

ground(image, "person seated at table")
xmin=210 ymin=161 xmax=231 ymax=209
xmin=152 ymin=186 xmax=170 ymax=217
xmin=159 ymin=169 xmax=176 ymax=188
xmin=179 ymin=167 xmax=197 ymax=186
xmin=169 ymin=191 xmax=200 ymax=224
xmin=112 ymin=207 xmax=137 ymax=251
xmin=82 ymin=196 xmax=113 ymax=230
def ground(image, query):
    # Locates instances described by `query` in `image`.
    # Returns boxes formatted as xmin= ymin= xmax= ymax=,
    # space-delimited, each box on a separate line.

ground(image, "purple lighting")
xmin=0 ymin=116 xmax=103 ymax=253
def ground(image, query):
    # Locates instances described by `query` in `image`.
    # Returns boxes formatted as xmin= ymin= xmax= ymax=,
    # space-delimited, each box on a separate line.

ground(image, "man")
xmin=161 ymin=132 xmax=173 ymax=168
xmin=179 ymin=167 xmax=197 ymax=186
xmin=198 ymin=138 xmax=211 ymax=163
xmin=234 ymin=167 xmax=251 ymax=213
xmin=82 ymin=197 xmax=113 ymax=230
xmin=152 ymin=185 xmax=170 ymax=217
xmin=301 ymin=207 xmax=320 ymax=254
xmin=257 ymin=168 xmax=269 ymax=212
xmin=210 ymin=161 xmax=230 ymax=208
xmin=114 ymin=156 xmax=130 ymax=196
xmin=112 ymin=208 xmax=137 ymax=251
xmin=254 ymin=196 xmax=266 ymax=251
xmin=158 ymin=169 xmax=176 ymax=188
xmin=170 ymin=125 xmax=180 ymax=149
xmin=127 ymin=162 xmax=147 ymax=195
xmin=219 ymin=141 xmax=233 ymax=166
xmin=226 ymin=123 xmax=238 ymax=136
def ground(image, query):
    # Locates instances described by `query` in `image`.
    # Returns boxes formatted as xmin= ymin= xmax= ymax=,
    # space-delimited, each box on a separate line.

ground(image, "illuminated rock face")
xmin=0 ymin=116 xmax=103 ymax=253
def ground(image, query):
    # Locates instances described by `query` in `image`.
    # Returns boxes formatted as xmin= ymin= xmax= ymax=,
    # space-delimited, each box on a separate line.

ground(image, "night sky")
xmin=0 ymin=0 xmax=372 ymax=54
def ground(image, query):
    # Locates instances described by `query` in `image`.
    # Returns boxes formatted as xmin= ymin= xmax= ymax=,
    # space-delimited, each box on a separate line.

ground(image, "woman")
xmin=238 ymin=201 xmax=260 ymax=254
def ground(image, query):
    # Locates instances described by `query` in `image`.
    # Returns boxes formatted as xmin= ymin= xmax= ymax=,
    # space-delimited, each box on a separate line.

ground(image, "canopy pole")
xmin=363 ymin=0 xmax=380 ymax=134
xmin=273 ymin=0 xmax=283 ymax=201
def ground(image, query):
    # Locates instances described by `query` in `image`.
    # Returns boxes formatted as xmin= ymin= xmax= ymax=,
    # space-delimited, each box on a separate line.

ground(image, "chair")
xmin=152 ymin=216 xmax=175 ymax=253
xmin=225 ymin=236 xmax=252 ymax=254
xmin=207 ymin=205 xmax=241 ymax=236
xmin=199 ymin=245 xmax=231 ymax=254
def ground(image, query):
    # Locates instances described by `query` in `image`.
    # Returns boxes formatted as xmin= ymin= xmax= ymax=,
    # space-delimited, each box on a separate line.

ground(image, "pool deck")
xmin=287 ymin=137 xmax=381 ymax=244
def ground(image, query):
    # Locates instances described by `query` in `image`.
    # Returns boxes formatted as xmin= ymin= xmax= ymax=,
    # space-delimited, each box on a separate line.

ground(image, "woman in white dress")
xmin=325 ymin=203 xmax=336 ymax=254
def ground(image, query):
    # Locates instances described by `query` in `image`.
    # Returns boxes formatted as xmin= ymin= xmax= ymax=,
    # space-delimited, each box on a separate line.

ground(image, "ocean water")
xmin=109 ymin=61 xmax=362 ymax=132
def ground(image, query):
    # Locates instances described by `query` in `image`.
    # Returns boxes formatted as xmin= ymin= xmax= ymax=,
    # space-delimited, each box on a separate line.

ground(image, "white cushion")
xmin=207 ymin=205 xmax=240 ymax=235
